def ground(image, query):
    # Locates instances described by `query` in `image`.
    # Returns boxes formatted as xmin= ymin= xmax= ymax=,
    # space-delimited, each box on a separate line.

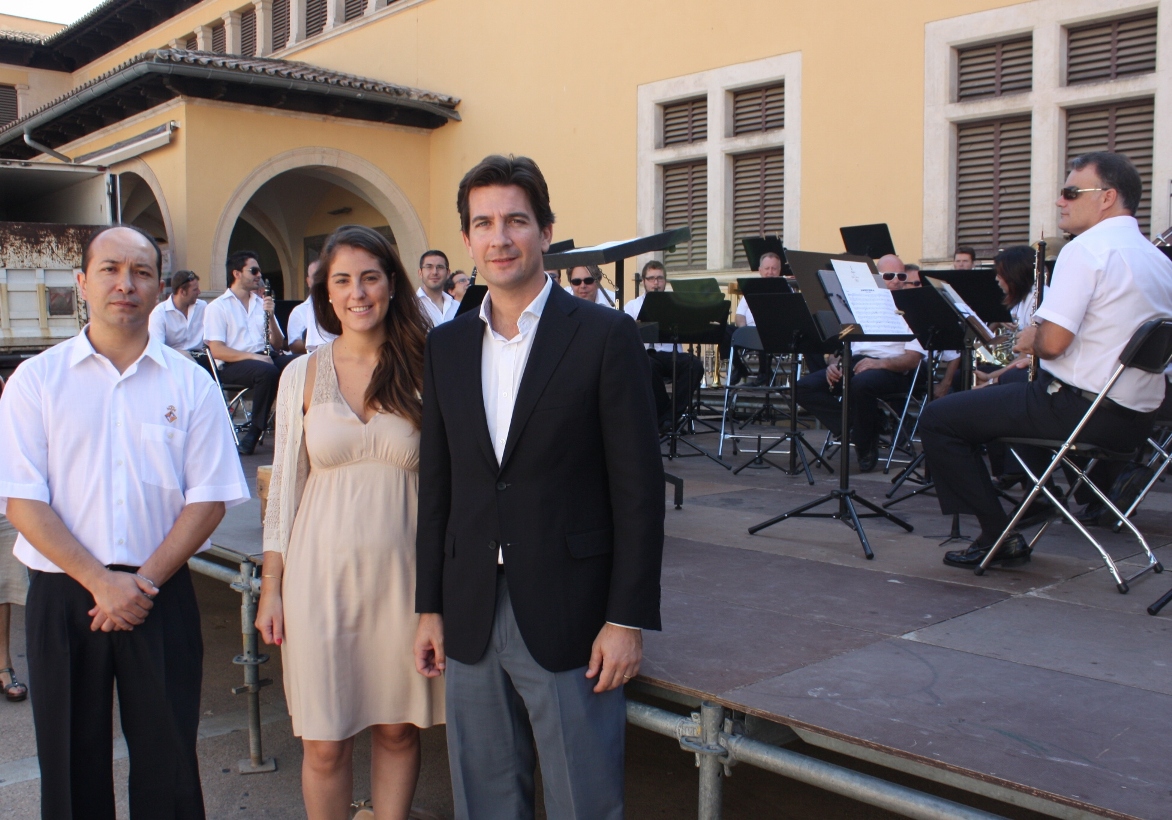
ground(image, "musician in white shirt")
xmin=286 ymin=260 xmax=338 ymax=354
xmin=623 ymin=261 xmax=703 ymax=426
xmin=203 ymin=249 xmax=291 ymax=454
xmin=921 ymin=152 xmax=1172 ymax=569
xmin=0 ymin=225 xmax=248 ymax=819
xmin=416 ymin=249 xmax=459 ymax=326
xmin=148 ymin=269 xmax=206 ymax=356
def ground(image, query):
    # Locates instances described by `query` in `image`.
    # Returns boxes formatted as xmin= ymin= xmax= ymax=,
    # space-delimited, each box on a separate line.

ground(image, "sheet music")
xmin=829 ymin=261 xmax=913 ymax=336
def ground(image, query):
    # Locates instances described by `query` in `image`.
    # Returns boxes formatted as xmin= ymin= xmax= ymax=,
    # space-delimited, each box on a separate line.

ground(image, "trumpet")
xmin=262 ymin=278 xmax=274 ymax=357
xmin=1027 ymin=235 xmax=1046 ymax=382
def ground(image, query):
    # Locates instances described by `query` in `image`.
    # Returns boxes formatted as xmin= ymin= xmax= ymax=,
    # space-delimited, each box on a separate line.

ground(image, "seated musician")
xmin=731 ymin=250 xmax=784 ymax=385
xmin=794 ymin=255 xmax=925 ymax=472
xmin=953 ymin=247 xmax=976 ymax=270
xmin=148 ymin=269 xmax=205 ymax=358
xmin=624 ymin=260 xmax=704 ymax=428
xmin=920 ymin=152 xmax=1172 ymax=569
xmin=204 ymin=250 xmax=294 ymax=456
xmin=286 ymin=260 xmax=337 ymax=354
xmin=567 ymin=264 xmax=616 ymax=306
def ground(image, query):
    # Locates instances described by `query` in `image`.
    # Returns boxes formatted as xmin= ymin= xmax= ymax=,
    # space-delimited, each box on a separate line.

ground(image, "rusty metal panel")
xmin=0 ymin=221 xmax=100 ymax=270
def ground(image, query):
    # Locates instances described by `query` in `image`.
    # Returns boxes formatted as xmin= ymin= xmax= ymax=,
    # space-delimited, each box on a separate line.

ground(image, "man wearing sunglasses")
xmin=920 ymin=151 xmax=1172 ymax=570
xmin=567 ymin=264 xmax=616 ymax=306
xmin=205 ymin=250 xmax=292 ymax=455
xmin=794 ymin=254 xmax=925 ymax=472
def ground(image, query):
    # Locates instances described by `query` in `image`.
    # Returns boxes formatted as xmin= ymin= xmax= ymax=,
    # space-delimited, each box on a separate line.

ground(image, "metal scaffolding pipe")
xmin=626 ymin=700 xmax=1006 ymax=820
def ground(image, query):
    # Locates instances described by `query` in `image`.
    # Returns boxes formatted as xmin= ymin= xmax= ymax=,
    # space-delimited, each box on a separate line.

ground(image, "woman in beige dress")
xmin=256 ymin=225 xmax=443 ymax=820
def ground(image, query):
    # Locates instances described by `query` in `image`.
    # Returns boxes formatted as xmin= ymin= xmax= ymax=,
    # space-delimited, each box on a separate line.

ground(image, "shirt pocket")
xmin=140 ymin=423 xmax=187 ymax=490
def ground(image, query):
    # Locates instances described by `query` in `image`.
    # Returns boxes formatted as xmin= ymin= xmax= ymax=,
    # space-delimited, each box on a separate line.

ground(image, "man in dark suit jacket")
xmin=414 ymin=155 xmax=664 ymax=819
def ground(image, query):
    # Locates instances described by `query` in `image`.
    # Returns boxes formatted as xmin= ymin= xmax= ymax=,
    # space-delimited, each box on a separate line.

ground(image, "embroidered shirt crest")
xmin=165 ymin=405 xmax=178 ymax=424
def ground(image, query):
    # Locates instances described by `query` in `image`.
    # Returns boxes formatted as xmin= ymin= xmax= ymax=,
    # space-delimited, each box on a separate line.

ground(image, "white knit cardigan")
xmin=262 ymin=352 xmax=312 ymax=557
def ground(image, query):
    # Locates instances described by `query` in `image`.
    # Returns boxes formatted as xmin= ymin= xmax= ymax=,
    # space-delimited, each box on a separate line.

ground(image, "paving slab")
xmin=723 ymin=639 xmax=1172 ymax=820
xmin=905 ymin=595 xmax=1172 ymax=695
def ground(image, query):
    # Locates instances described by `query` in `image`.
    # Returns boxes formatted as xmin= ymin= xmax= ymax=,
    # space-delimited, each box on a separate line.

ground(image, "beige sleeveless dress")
xmin=281 ymin=343 xmax=444 ymax=740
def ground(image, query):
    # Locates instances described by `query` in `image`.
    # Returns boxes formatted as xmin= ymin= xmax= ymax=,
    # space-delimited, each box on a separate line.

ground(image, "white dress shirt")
xmin=623 ymin=293 xmax=679 ymax=353
xmin=736 ymin=297 xmax=755 ymax=327
xmin=286 ymin=297 xmax=337 ymax=351
xmin=853 ymin=338 xmax=927 ymax=360
xmin=1010 ymin=297 xmax=1035 ymax=332
xmin=204 ymin=289 xmax=271 ymax=353
xmin=564 ymin=284 xmax=616 ymax=307
xmin=0 ymin=331 xmax=250 ymax=573
xmin=1034 ymin=215 xmax=1172 ymax=412
xmin=148 ymin=296 xmax=206 ymax=352
xmin=417 ymin=287 xmax=459 ymax=327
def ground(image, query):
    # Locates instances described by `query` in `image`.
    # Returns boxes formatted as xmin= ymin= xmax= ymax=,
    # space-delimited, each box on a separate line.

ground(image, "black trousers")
xmin=919 ymin=371 xmax=1154 ymax=535
xmin=647 ymin=350 xmax=703 ymax=422
xmin=217 ymin=352 xmax=295 ymax=435
xmin=794 ymin=363 xmax=912 ymax=454
xmin=26 ymin=566 xmax=205 ymax=820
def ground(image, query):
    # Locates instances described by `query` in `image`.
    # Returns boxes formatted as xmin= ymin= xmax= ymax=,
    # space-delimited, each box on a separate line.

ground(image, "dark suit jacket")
xmin=416 ymin=284 xmax=664 ymax=672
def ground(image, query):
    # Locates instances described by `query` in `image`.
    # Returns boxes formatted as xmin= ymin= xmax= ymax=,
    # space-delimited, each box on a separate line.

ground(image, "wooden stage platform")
xmin=212 ymin=440 xmax=1172 ymax=819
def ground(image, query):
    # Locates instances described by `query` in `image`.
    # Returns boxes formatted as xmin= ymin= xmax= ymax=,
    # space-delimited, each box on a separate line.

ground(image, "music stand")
xmin=455 ymin=284 xmax=488 ymax=317
xmin=747 ymin=268 xmax=915 ymax=559
xmin=542 ymin=227 xmax=691 ymax=308
xmin=741 ymin=291 xmax=837 ymax=482
xmin=839 ymin=223 xmax=896 ymax=259
xmin=637 ymin=291 xmax=730 ymax=468
xmin=920 ymin=269 xmax=1012 ymax=324
xmin=741 ymin=236 xmax=785 ymax=271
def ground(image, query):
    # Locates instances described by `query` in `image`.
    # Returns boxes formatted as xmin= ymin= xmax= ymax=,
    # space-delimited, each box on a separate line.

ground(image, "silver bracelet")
xmin=135 ymin=572 xmax=160 ymax=592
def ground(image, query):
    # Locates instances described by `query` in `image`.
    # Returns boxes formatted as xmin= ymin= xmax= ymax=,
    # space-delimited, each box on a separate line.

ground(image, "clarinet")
xmin=1027 ymin=235 xmax=1045 ymax=382
xmin=263 ymin=278 xmax=274 ymax=357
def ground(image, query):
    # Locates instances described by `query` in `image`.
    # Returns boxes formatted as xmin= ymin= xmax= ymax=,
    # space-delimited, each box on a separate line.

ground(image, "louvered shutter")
xmin=306 ymin=0 xmax=327 ymax=37
xmin=955 ymin=117 xmax=1032 ymax=254
xmin=662 ymin=97 xmax=707 ymax=146
xmin=957 ymin=36 xmax=1032 ymax=100
xmin=0 ymin=85 xmax=17 ymax=127
xmin=272 ymin=0 xmax=289 ymax=49
xmin=1066 ymin=100 xmax=1154 ymax=235
xmin=662 ymin=160 xmax=708 ymax=270
xmin=1068 ymin=13 xmax=1157 ymax=85
xmin=732 ymin=151 xmax=784 ymax=266
xmin=184 ymin=34 xmax=197 ymax=50
xmin=211 ymin=23 xmax=226 ymax=53
xmin=345 ymin=0 xmax=365 ymax=21
xmin=240 ymin=8 xmax=257 ymax=56
xmin=732 ymin=84 xmax=784 ymax=136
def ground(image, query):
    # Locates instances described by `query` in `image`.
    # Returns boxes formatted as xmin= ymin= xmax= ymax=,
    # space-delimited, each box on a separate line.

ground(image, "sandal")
xmin=1 ymin=667 xmax=27 ymax=702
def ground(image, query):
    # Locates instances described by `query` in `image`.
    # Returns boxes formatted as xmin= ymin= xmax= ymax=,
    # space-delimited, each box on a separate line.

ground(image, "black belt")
xmin=1048 ymin=377 xmax=1138 ymax=414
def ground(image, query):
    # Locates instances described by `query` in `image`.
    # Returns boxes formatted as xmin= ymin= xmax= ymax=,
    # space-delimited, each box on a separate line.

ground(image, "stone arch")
xmin=113 ymin=158 xmax=177 ymax=268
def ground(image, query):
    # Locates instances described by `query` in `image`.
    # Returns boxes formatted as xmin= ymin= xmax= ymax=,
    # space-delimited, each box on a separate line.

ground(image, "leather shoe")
xmin=856 ymin=446 xmax=879 ymax=473
xmin=1013 ymin=497 xmax=1064 ymax=529
xmin=238 ymin=429 xmax=261 ymax=456
xmin=944 ymin=534 xmax=1031 ymax=569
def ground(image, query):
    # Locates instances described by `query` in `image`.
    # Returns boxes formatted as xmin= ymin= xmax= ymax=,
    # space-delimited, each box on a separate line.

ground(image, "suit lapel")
xmin=450 ymin=316 xmax=499 ymax=471
xmin=500 ymin=287 xmax=579 ymax=472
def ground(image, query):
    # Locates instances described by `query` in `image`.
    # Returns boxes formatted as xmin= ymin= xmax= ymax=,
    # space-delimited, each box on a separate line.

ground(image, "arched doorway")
xmin=211 ymin=149 xmax=427 ymax=296
xmin=117 ymin=167 xmax=174 ymax=275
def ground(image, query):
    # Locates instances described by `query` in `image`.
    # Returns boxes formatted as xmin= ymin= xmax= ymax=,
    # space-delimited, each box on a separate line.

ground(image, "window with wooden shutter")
xmin=0 ymin=85 xmax=17 ymax=127
xmin=211 ymin=23 xmax=226 ymax=53
xmin=732 ymin=83 xmax=784 ymax=136
xmin=272 ymin=0 xmax=289 ymax=50
xmin=661 ymin=97 xmax=706 ymax=147
xmin=955 ymin=116 xmax=1032 ymax=254
xmin=345 ymin=0 xmax=365 ymax=21
xmin=306 ymin=0 xmax=327 ymax=37
xmin=731 ymin=150 xmax=784 ymax=266
xmin=662 ymin=160 xmax=708 ymax=270
xmin=184 ymin=34 xmax=197 ymax=50
xmin=1066 ymin=99 xmax=1154 ymax=235
xmin=1067 ymin=13 xmax=1157 ymax=85
xmin=240 ymin=8 xmax=257 ymax=56
xmin=956 ymin=36 xmax=1032 ymax=100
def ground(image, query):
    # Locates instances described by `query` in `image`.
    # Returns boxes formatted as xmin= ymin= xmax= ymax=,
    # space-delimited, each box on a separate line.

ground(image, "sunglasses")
xmin=245 ymin=266 xmax=262 ymax=275
xmin=1059 ymin=186 xmax=1107 ymax=200
xmin=570 ymin=277 xmax=597 ymax=286
xmin=880 ymin=272 xmax=911 ymax=281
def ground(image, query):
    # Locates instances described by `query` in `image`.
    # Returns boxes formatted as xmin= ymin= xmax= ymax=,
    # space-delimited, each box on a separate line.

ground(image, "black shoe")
xmin=1014 ymin=497 xmax=1064 ymax=529
xmin=856 ymin=446 xmax=879 ymax=473
xmin=238 ymin=429 xmax=261 ymax=456
xmin=944 ymin=534 xmax=1031 ymax=569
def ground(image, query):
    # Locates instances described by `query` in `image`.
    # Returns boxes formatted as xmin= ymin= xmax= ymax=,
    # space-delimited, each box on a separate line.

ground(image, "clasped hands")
xmin=413 ymin=614 xmax=642 ymax=693
xmin=88 ymin=569 xmax=158 ymax=632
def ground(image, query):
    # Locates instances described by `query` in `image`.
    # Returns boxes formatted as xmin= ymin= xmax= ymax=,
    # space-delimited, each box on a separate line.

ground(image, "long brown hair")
xmin=312 ymin=225 xmax=429 ymax=428
xmin=992 ymin=245 xmax=1035 ymax=308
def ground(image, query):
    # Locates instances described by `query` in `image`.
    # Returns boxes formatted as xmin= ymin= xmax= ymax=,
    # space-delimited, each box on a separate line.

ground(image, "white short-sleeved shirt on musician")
xmin=564 ymin=284 xmax=616 ymax=307
xmin=0 ymin=331 xmax=250 ymax=572
xmin=148 ymin=295 xmax=207 ymax=352
xmin=1033 ymin=215 xmax=1172 ymax=412
xmin=204 ymin=289 xmax=269 ymax=353
xmin=416 ymin=287 xmax=459 ymax=327
xmin=286 ymin=296 xmax=338 ymax=351
xmin=735 ymin=297 xmax=755 ymax=327
xmin=623 ymin=293 xmax=680 ymax=353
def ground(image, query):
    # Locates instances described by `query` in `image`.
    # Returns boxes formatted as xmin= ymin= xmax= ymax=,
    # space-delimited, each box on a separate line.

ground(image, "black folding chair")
xmin=977 ymin=319 xmax=1172 ymax=592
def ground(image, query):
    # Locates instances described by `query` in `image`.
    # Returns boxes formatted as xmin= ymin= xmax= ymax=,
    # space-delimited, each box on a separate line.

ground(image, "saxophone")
xmin=1027 ymin=236 xmax=1046 ymax=382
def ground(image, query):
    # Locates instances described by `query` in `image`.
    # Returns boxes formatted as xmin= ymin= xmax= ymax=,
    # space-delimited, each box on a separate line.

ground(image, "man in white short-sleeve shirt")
xmin=416 ymin=249 xmax=459 ymax=327
xmin=286 ymin=260 xmax=338 ymax=354
xmin=0 ymin=225 xmax=249 ymax=819
xmin=148 ymin=269 xmax=206 ymax=356
xmin=921 ymin=151 xmax=1172 ymax=570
